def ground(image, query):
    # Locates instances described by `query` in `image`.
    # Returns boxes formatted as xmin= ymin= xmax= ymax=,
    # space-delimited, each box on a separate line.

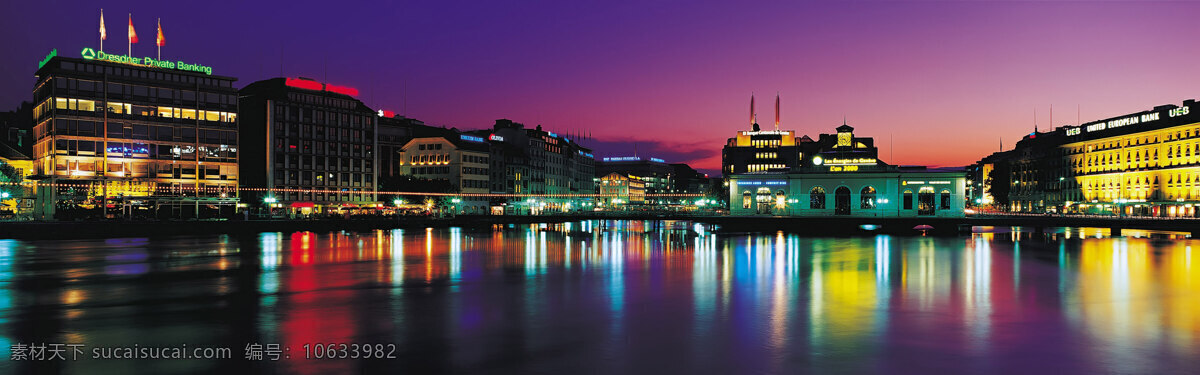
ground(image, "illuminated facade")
xmin=480 ymin=119 xmax=595 ymax=214
xmin=722 ymin=94 xmax=811 ymax=174
xmin=239 ymin=77 xmax=378 ymax=213
xmin=378 ymin=114 xmax=439 ymax=179
xmin=0 ymin=144 xmax=33 ymax=215
xmin=397 ymin=134 xmax=491 ymax=213
xmin=729 ymin=124 xmax=965 ymax=217
xmin=31 ymin=55 xmax=239 ymax=219
xmin=976 ymin=99 xmax=1200 ymax=217
xmin=728 ymin=169 xmax=966 ymax=217
xmin=598 ymin=172 xmax=645 ymax=206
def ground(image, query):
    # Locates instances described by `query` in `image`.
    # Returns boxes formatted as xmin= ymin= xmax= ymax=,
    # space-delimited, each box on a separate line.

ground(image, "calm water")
xmin=0 ymin=221 xmax=1197 ymax=374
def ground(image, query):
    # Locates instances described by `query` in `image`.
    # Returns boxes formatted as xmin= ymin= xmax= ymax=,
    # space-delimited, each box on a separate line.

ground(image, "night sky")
xmin=2 ymin=0 xmax=1197 ymax=175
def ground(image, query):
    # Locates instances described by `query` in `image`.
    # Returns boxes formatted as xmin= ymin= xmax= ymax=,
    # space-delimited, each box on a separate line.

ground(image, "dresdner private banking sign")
xmin=79 ymin=47 xmax=214 ymax=75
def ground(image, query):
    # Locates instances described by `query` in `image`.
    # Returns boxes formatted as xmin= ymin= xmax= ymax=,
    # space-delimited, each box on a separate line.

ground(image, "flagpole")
xmin=100 ymin=9 xmax=104 ymax=52
xmin=157 ymin=18 xmax=161 ymax=60
xmin=128 ymin=13 xmax=131 ymax=57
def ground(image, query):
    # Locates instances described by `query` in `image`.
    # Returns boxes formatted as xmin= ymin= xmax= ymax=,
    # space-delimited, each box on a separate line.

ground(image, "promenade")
xmin=0 ymin=212 xmax=1195 ymax=239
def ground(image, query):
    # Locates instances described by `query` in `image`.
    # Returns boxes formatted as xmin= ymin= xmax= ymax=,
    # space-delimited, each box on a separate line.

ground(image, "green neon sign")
xmin=79 ymin=47 xmax=213 ymax=75
xmin=38 ymin=49 xmax=57 ymax=69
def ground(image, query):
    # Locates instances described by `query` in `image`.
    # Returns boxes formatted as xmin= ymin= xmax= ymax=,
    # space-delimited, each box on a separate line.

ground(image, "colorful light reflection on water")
xmin=0 ymin=222 xmax=1196 ymax=374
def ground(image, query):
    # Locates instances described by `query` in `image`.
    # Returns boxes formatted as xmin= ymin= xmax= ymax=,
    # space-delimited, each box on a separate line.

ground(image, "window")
xmin=860 ymin=186 xmax=876 ymax=209
xmin=903 ymin=190 xmax=913 ymax=210
xmin=742 ymin=191 xmax=751 ymax=209
xmin=940 ymin=189 xmax=952 ymax=210
xmin=834 ymin=186 xmax=851 ymax=215
xmin=810 ymin=187 xmax=825 ymax=209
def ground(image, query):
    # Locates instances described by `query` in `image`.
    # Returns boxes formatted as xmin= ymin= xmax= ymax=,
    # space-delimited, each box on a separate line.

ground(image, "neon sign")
xmin=650 ymin=158 xmax=665 ymax=163
xmin=285 ymin=78 xmax=323 ymax=91
xmin=284 ymin=77 xmax=358 ymax=97
xmin=81 ymin=47 xmax=213 ymax=75
xmin=460 ymin=134 xmax=485 ymax=143
xmin=38 ymin=49 xmax=57 ymax=69
xmin=829 ymin=165 xmax=859 ymax=172
xmin=489 ymin=134 xmax=504 ymax=141
xmin=325 ymin=84 xmax=358 ymax=96
xmin=604 ymin=157 xmax=641 ymax=162
xmin=737 ymin=180 xmax=786 ymax=186
xmin=824 ymin=157 xmax=876 ymax=165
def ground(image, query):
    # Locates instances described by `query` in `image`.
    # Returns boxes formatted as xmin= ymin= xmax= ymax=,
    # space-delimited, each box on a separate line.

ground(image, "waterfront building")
xmin=0 ymin=144 xmax=34 ymax=216
xmin=31 ymin=52 xmax=239 ymax=219
xmin=594 ymin=157 xmax=713 ymax=206
xmin=478 ymin=119 xmax=595 ymax=214
xmin=596 ymin=156 xmax=674 ymax=204
xmin=721 ymin=94 xmax=809 ymax=175
xmin=378 ymin=113 xmax=439 ymax=180
xmin=729 ymin=124 xmax=966 ymax=217
xmin=973 ymin=99 xmax=1200 ymax=217
xmin=598 ymin=172 xmax=645 ymax=207
xmin=239 ymin=77 xmax=378 ymax=215
xmin=396 ymin=132 xmax=491 ymax=214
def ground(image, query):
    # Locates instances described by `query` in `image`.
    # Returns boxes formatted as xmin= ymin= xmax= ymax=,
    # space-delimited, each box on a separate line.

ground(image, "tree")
xmin=985 ymin=162 xmax=1011 ymax=210
xmin=0 ymin=162 xmax=21 ymax=199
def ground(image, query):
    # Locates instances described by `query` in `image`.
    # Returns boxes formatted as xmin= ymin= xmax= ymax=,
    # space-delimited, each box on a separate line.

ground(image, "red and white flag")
xmin=128 ymin=14 xmax=138 ymax=44
xmin=156 ymin=19 xmax=165 ymax=47
xmin=99 ymin=10 xmax=106 ymax=40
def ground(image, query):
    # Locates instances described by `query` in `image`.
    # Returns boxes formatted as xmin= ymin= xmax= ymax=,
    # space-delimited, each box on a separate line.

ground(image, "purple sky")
xmin=2 ymin=1 xmax=1197 ymax=175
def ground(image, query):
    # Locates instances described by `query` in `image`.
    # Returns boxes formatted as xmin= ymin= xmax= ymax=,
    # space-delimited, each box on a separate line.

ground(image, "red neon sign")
xmin=325 ymin=84 xmax=359 ymax=97
xmin=284 ymin=77 xmax=323 ymax=91
xmin=383 ymin=110 xmax=395 ymax=118
xmin=285 ymin=77 xmax=359 ymax=97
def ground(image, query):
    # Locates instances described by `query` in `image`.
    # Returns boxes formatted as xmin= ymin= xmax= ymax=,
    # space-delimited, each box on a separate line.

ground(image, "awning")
xmin=290 ymin=202 xmax=315 ymax=208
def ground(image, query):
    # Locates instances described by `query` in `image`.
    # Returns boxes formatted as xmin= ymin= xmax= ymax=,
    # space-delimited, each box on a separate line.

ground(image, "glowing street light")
xmin=393 ymin=199 xmax=404 ymax=206
xmin=263 ymin=196 xmax=277 ymax=204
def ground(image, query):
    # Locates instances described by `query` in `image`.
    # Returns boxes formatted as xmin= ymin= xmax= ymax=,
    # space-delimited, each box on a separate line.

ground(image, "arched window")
xmin=776 ymin=190 xmax=786 ymax=208
xmin=918 ymin=187 xmax=935 ymax=215
xmin=742 ymin=191 xmax=751 ymax=209
xmin=810 ymin=187 xmax=826 ymax=209
xmin=903 ymin=190 xmax=913 ymax=210
xmin=835 ymin=186 xmax=851 ymax=215
xmin=860 ymin=186 xmax=877 ymax=209
xmin=940 ymin=189 xmax=952 ymax=209
xmin=756 ymin=187 xmax=772 ymax=214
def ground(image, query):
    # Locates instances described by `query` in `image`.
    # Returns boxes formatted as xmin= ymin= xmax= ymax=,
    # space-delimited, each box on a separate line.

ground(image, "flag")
xmin=156 ymin=19 xmax=164 ymax=47
xmin=128 ymin=14 xmax=138 ymax=44
xmin=100 ymin=10 xmax=106 ymax=40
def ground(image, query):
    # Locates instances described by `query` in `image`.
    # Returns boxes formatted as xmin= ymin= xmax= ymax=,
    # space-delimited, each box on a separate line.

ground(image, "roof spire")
xmin=750 ymin=93 xmax=755 ymax=129
xmin=774 ymin=92 xmax=780 ymax=131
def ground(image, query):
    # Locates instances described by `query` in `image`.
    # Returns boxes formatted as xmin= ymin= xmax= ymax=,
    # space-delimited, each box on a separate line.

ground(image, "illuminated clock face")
xmin=812 ymin=156 xmax=823 ymax=165
xmin=837 ymin=132 xmax=852 ymax=147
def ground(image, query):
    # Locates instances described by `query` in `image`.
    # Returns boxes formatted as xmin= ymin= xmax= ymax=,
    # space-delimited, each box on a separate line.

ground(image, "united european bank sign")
xmin=79 ymin=47 xmax=214 ymax=75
